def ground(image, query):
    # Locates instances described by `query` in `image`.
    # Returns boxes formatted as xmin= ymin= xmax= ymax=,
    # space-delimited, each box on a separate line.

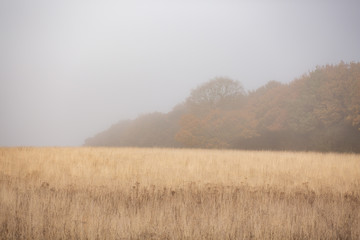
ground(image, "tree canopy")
xmin=85 ymin=62 xmax=360 ymax=152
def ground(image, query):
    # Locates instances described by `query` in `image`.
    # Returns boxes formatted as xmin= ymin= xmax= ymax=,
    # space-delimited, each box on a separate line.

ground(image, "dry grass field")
xmin=0 ymin=147 xmax=359 ymax=239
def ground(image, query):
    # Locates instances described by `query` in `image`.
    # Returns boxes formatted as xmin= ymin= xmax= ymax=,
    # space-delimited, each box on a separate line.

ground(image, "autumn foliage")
xmin=85 ymin=62 xmax=360 ymax=152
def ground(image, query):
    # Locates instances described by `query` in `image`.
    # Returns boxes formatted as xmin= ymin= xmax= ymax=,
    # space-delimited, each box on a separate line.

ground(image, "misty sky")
xmin=1 ymin=0 xmax=360 ymax=146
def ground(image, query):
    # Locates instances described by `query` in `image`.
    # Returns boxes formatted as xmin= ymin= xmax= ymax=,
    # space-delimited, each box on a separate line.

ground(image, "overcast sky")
xmin=1 ymin=0 xmax=360 ymax=146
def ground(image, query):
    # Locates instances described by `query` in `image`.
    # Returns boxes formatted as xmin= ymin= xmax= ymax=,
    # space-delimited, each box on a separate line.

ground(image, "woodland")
xmin=85 ymin=62 xmax=360 ymax=152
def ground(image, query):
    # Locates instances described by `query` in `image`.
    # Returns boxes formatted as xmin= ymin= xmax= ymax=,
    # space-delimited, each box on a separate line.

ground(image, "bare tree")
xmin=186 ymin=77 xmax=245 ymax=111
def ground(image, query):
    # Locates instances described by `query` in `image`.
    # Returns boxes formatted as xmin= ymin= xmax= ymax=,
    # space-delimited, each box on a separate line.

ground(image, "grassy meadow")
xmin=0 ymin=147 xmax=359 ymax=239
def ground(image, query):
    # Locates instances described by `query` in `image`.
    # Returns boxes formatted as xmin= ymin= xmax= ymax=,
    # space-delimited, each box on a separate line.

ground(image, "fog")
xmin=1 ymin=0 xmax=359 ymax=146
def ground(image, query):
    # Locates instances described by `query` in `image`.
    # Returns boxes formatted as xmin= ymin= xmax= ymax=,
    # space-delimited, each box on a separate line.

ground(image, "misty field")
xmin=0 ymin=148 xmax=359 ymax=239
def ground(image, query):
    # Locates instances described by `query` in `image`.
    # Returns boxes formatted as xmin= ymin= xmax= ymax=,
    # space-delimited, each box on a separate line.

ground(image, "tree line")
xmin=85 ymin=62 xmax=360 ymax=152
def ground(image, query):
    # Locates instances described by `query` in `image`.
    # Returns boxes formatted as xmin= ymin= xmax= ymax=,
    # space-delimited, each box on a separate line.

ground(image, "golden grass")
xmin=0 ymin=147 xmax=359 ymax=239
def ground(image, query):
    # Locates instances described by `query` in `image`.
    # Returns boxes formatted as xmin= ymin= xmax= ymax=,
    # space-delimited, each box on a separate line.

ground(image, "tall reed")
xmin=1 ymin=147 xmax=359 ymax=239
